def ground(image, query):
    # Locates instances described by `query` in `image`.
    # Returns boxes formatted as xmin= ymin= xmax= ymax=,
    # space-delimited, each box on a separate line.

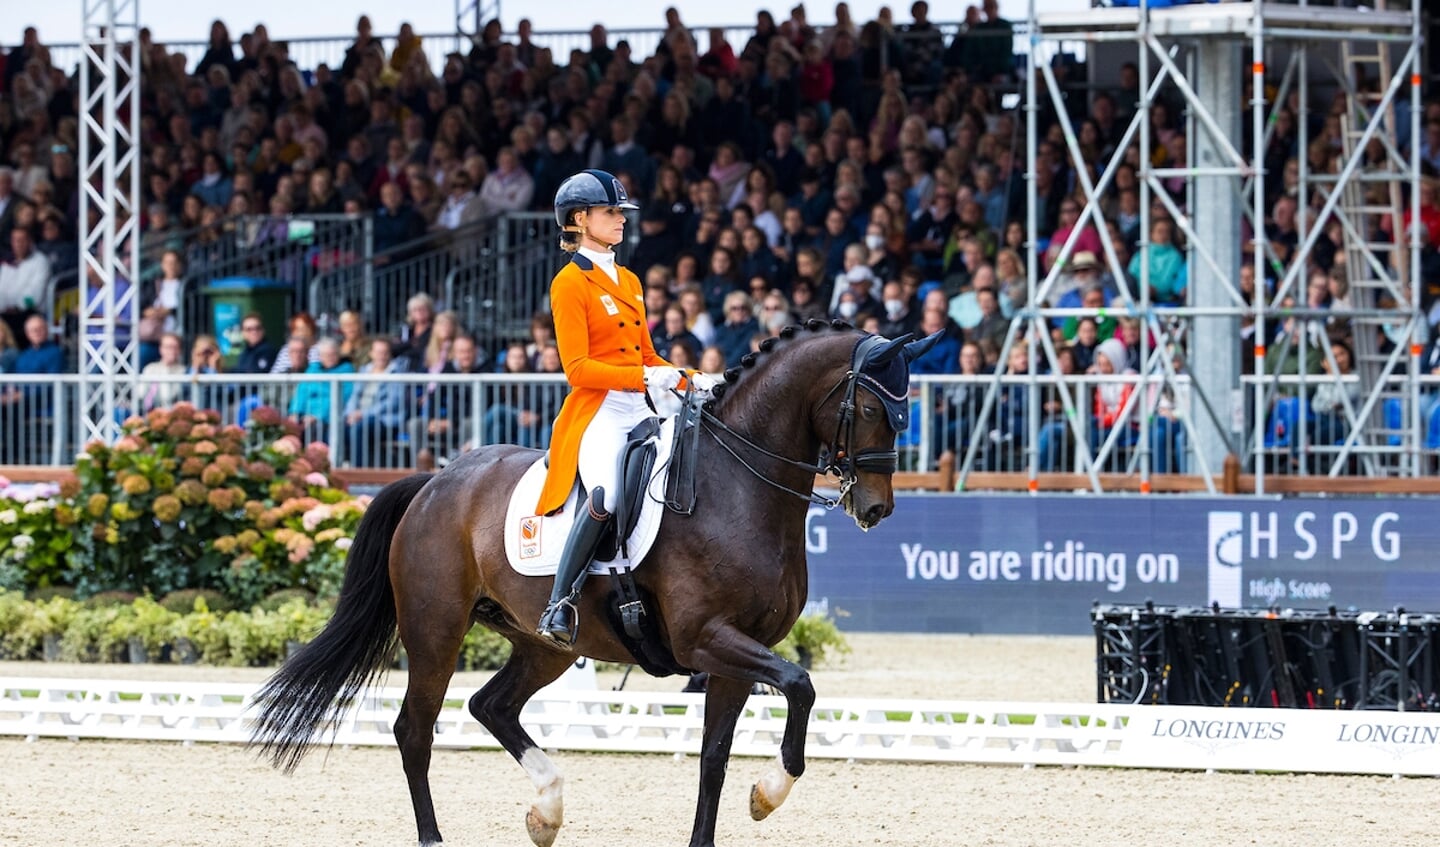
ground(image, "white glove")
xmin=688 ymin=372 xmax=722 ymax=397
xmin=643 ymin=366 xmax=684 ymax=391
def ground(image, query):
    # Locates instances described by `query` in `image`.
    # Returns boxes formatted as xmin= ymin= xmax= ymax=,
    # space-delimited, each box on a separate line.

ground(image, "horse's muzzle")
xmin=861 ymin=501 xmax=891 ymax=526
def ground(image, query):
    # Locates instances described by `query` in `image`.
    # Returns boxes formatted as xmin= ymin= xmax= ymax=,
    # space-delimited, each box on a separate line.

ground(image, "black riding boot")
xmin=537 ymin=488 xmax=611 ymax=648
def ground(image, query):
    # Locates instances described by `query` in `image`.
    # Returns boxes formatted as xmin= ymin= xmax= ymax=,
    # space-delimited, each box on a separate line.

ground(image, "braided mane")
xmin=703 ymin=319 xmax=856 ymax=413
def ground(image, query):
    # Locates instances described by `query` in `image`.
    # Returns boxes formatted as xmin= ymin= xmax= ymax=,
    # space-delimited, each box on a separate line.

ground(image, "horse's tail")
xmin=248 ymin=472 xmax=434 ymax=773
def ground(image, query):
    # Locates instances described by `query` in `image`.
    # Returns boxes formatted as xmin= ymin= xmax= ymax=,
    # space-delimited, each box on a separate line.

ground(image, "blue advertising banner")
xmin=802 ymin=495 xmax=1440 ymax=635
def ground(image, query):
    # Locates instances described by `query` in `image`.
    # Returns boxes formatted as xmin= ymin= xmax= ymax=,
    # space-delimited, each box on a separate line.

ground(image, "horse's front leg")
xmin=681 ymin=626 xmax=816 ymax=841
xmin=688 ymin=674 xmax=752 ymax=847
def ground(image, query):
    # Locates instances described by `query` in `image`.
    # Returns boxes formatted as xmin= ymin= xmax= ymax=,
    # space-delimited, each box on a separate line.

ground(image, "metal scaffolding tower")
xmin=455 ymin=0 xmax=502 ymax=51
xmin=958 ymin=0 xmax=1423 ymax=493
xmin=77 ymin=0 xmax=142 ymax=444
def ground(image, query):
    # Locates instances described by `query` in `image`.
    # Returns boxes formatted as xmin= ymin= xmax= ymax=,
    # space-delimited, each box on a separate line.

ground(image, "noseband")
xmin=696 ymin=335 xmax=902 ymax=509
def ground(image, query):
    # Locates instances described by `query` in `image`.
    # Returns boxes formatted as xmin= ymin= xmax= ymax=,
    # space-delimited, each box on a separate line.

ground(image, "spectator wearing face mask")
xmin=877 ymin=280 xmax=919 ymax=337
xmin=833 ymin=265 xmax=881 ymax=324
xmin=863 ymin=220 xmax=901 ymax=283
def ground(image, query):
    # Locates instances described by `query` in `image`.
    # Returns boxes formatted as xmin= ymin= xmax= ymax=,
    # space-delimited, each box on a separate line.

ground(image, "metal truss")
xmin=454 ymin=0 xmax=502 ymax=51
xmin=959 ymin=1 xmax=1424 ymax=493
xmin=77 ymin=0 xmax=142 ymax=445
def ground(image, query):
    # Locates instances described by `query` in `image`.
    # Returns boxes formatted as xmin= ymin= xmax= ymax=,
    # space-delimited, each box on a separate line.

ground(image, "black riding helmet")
xmin=552 ymin=169 xmax=639 ymax=227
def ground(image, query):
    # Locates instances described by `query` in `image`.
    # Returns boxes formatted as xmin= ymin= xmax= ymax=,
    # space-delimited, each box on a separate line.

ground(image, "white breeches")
xmin=576 ymin=391 xmax=652 ymax=513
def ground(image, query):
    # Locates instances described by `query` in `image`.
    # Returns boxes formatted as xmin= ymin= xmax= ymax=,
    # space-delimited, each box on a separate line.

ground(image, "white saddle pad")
xmin=503 ymin=416 xmax=677 ymax=576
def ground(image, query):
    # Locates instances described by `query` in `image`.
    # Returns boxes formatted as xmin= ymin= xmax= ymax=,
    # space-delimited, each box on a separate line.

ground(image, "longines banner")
xmin=801 ymin=495 xmax=1440 ymax=634
xmin=1114 ymin=705 xmax=1440 ymax=776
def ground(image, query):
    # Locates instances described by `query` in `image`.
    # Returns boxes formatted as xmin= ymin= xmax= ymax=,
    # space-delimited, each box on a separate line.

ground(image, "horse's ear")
xmin=902 ymin=331 xmax=945 ymax=363
xmin=867 ymin=333 xmax=915 ymax=366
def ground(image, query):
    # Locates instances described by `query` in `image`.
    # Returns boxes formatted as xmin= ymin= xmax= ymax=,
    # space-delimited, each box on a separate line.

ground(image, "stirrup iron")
xmin=537 ymin=586 xmax=583 ymax=646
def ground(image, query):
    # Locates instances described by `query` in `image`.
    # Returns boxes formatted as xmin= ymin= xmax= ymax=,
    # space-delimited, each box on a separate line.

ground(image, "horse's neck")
xmin=703 ymin=357 xmax=833 ymax=526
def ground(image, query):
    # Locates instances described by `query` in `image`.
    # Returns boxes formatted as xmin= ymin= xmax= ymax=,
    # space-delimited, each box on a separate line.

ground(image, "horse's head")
xmin=705 ymin=322 xmax=942 ymax=531
xmin=826 ymin=329 xmax=943 ymax=530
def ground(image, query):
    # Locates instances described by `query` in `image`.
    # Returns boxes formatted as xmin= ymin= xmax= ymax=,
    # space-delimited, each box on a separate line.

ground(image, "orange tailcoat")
xmin=535 ymin=254 xmax=676 ymax=515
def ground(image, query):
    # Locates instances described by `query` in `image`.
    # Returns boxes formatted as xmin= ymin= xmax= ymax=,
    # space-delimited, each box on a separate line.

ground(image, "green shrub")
xmin=27 ymin=586 xmax=76 ymax=602
xmin=3 ymin=596 xmax=79 ymax=660
xmin=112 ymin=597 xmax=181 ymax=657
xmin=0 ymin=590 xmax=31 ymax=658
xmin=219 ymin=598 xmax=331 ymax=666
xmin=0 ymin=558 xmax=21 ymax=592
xmin=158 ymin=588 xmax=233 ymax=614
xmin=775 ymin=613 xmax=851 ymax=670
xmin=461 ymin=625 xmax=512 ymax=670
xmin=59 ymin=603 xmax=131 ymax=662
xmin=172 ymin=600 xmax=233 ymax=665
xmin=255 ymin=588 xmax=316 ymax=612
xmin=83 ymin=590 xmax=140 ymax=608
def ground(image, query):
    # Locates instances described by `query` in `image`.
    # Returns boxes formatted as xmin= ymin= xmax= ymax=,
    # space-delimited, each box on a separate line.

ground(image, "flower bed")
xmin=0 ymin=402 xmax=367 ymax=608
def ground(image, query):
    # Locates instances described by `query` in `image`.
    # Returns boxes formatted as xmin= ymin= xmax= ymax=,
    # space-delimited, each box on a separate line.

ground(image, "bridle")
xmin=695 ymin=335 xmax=902 ymax=509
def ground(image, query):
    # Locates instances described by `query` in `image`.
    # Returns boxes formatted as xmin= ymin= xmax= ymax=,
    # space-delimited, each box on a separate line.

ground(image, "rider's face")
xmin=580 ymin=205 xmax=626 ymax=249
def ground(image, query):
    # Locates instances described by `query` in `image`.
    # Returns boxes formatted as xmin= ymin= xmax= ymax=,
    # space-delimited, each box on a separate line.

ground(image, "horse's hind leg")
xmin=688 ymin=674 xmax=752 ymax=847
xmin=467 ymin=641 xmax=576 ymax=847
xmin=394 ymin=601 xmax=473 ymax=846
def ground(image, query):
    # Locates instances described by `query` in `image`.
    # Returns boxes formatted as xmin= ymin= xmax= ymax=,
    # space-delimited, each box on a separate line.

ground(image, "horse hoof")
xmin=748 ymin=760 xmax=796 ymax=821
xmin=749 ymin=783 xmax=776 ymax=821
xmin=526 ymin=806 xmax=561 ymax=847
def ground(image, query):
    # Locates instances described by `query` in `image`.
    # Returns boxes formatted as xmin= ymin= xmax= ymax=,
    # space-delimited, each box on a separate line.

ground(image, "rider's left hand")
xmin=688 ymin=372 xmax=722 ymax=397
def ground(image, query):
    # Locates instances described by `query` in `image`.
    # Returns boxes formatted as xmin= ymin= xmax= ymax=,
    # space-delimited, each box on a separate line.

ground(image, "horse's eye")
xmin=860 ymin=404 xmax=881 ymax=421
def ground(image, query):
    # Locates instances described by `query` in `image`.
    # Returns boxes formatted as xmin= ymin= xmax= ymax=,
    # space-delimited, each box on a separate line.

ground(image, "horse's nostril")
xmin=863 ymin=503 xmax=886 ymax=524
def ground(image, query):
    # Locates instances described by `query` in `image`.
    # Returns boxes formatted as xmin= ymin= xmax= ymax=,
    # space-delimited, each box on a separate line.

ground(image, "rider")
xmin=535 ymin=169 xmax=720 ymax=648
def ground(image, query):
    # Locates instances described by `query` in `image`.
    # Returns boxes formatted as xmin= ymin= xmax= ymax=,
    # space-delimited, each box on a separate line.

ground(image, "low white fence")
xmin=3 ymin=675 xmax=1437 ymax=776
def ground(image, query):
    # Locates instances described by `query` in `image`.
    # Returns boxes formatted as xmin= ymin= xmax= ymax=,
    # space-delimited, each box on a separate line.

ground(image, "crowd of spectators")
xmin=0 ymin=2 xmax=1438 ymax=471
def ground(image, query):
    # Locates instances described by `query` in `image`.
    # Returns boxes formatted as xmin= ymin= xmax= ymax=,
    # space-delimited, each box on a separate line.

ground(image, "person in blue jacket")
xmin=287 ymin=337 xmax=355 ymax=444
xmin=340 ymin=337 xmax=410 ymax=467
xmin=2 ymin=314 xmax=64 ymax=462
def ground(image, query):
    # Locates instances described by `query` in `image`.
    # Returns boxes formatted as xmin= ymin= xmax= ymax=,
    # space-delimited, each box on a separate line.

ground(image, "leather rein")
xmin=692 ymin=338 xmax=901 ymax=509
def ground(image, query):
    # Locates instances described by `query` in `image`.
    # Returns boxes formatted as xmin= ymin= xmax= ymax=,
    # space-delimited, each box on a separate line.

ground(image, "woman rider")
xmin=536 ymin=169 xmax=720 ymax=648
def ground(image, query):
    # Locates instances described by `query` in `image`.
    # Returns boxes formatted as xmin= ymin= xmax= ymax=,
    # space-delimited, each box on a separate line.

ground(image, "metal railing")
xmin=42 ymin=213 xmax=371 ymax=348
xmin=0 ymin=371 xmax=567 ymax=469
xmin=180 ymin=214 xmax=372 ymax=334
xmin=305 ymin=212 xmax=556 ymax=347
xmin=918 ymin=372 xmax=1196 ymax=479
xmin=8 ymin=371 xmax=1440 ymax=480
xmin=308 ymin=216 xmax=496 ymax=341
xmin=45 ymin=211 xmax=550 ymax=360
xmin=445 ymin=212 xmax=558 ymax=345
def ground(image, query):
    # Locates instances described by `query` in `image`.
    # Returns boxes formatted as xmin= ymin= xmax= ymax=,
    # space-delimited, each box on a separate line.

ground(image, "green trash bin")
xmin=202 ymin=277 xmax=291 ymax=365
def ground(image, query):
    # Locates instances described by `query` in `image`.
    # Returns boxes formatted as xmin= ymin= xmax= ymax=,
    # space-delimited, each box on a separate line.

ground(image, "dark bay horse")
xmin=249 ymin=321 xmax=935 ymax=847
